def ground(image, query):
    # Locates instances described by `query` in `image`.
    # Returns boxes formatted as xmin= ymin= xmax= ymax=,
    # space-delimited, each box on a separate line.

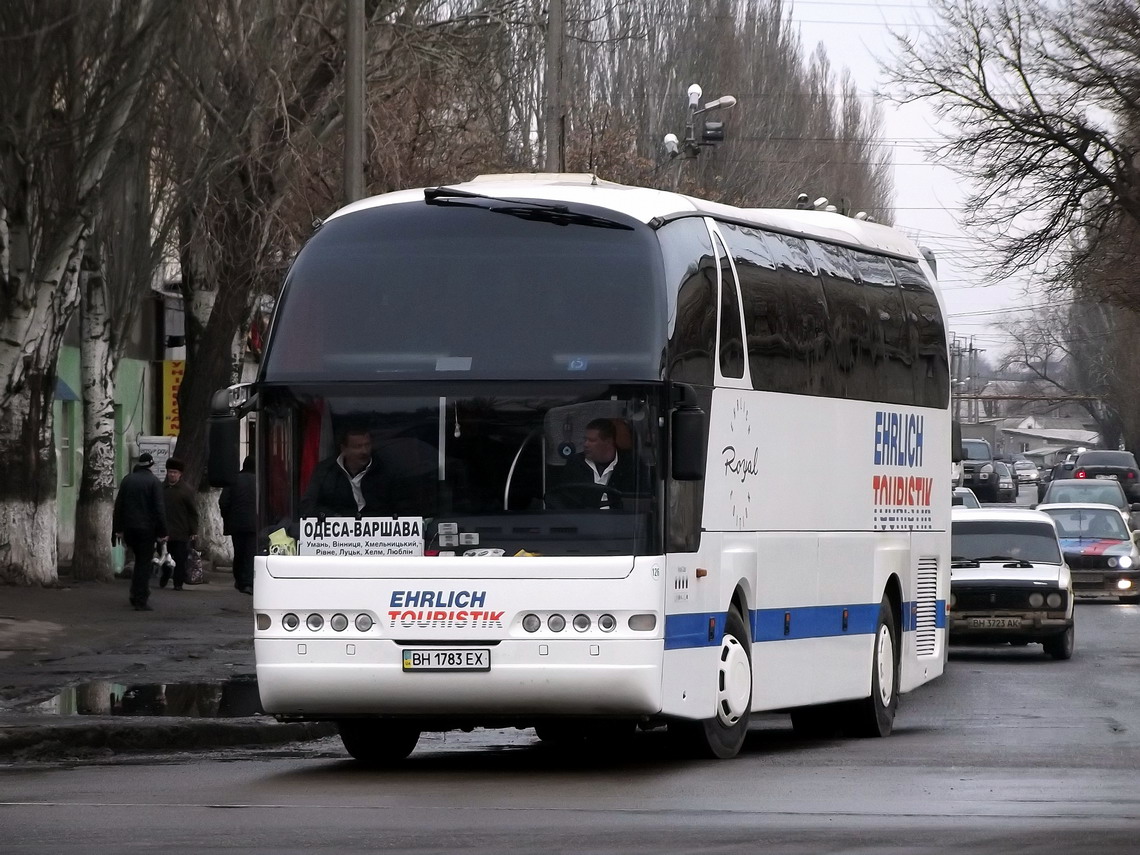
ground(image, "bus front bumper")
xmin=255 ymin=637 xmax=664 ymax=718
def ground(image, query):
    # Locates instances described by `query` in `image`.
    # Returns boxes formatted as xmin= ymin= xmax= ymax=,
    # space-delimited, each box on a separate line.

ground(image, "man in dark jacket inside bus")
xmin=300 ymin=426 xmax=412 ymax=519
xmin=220 ymin=456 xmax=257 ymax=594
xmin=551 ymin=418 xmax=649 ymax=509
xmin=161 ymin=458 xmax=199 ymax=591
xmin=113 ymin=451 xmax=167 ymax=610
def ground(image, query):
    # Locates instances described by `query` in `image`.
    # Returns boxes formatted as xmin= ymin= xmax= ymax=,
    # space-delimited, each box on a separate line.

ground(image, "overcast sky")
xmin=787 ymin=0 xmax=1026 ymax=360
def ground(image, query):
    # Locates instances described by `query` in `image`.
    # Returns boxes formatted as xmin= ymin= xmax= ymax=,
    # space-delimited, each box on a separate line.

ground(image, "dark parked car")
xmin=960 ymin=438 xmax=998 ymax=502
xmin=993 ymin=461 xmax=1018 ymax=503
xmin=1071 ymin=450 xmax=1140 ymax=503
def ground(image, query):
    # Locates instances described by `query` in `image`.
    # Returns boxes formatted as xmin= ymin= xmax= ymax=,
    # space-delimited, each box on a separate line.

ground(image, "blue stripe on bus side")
xmin=664 ymin=601 xmax=947 ymax=650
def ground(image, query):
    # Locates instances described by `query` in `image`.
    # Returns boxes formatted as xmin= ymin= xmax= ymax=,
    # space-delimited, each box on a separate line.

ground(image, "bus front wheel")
xmin=670 ymin=607 xmax=752 ymax=759
xmin=842 ymin=597 xmax=899 ymax=738
xmin=337 ymin=720 xmax=420 ymax=765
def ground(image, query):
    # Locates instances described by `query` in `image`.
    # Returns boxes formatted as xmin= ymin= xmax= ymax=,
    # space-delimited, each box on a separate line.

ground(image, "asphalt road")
xmin=4 ymin=577 xmax=1140 ymax=854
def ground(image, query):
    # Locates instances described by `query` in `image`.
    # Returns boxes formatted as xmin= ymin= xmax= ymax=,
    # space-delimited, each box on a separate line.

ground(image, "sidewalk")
xmin=0 ymin=569 xmax=333 ymax=761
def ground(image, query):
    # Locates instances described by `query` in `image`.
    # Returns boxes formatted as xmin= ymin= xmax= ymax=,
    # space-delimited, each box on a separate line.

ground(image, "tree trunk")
xmin=72 ymin=272 xmax=118 ymax=581
xmin=0 ymin=240 xmax=85 ymax=586
xmin=197 ymin=488 xmax=231 ymax=569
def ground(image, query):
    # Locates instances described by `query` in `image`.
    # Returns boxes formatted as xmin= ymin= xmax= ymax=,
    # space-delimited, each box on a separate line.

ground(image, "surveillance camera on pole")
xmin=663 ymin=133 xmax=679 ymax=157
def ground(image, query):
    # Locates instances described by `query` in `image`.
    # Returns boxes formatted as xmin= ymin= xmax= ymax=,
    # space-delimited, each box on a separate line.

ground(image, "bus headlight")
xmin=355 ymin=613 xmax=374 ymax=632
xmin=522 ymin=614 xmax=541 ymax=633
xmin=598 ymin=614 xmax=617 ymax=632
xmin=306 ymin=613 xmax=324 ymax=631
xmin=547 ymin=614 xmax=566 ymax=632
xmin=330 ymin=613 xmax=349 ymax=632
xmin=282 ymin=613 xmax=300 ymax=631
xmin=573 ymin=614 xmax=591 ymax=632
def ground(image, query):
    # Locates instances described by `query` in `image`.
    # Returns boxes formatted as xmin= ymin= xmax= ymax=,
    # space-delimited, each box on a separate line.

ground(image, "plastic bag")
xmin=111 ymin=537 xmax=126 ymax=577
xmin=186 ymin=547 xmax=206 ymax=585
xmin=153 ymin=543 xmax=175 ymax=573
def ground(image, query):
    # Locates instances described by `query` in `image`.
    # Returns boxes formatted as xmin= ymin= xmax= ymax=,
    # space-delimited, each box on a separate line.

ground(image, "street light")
xmin=662 ymin=82 xmax=738 ymax=163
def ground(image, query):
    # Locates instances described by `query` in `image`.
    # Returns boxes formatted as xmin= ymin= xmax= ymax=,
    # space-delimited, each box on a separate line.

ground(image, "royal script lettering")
xmin=722 ymin=446 xmax=759 ymax=483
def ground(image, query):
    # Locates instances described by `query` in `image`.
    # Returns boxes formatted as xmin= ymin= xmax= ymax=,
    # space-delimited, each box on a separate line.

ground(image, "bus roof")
xmin=325 ymin=173 xmax=926 ymax=262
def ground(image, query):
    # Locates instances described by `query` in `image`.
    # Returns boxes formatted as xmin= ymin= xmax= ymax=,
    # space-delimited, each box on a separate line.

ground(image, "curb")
xmin=0 ymin=717 xmax=337 ymax=761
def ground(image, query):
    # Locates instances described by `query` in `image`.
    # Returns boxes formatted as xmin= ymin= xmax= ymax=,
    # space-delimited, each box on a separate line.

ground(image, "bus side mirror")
xmin=951 ymin=420 xmax=964 ymax=464
xmin=207 ymin=388 xmax=240 ymax=488
xmin=671 ymin=406 xmax=707 ymax=481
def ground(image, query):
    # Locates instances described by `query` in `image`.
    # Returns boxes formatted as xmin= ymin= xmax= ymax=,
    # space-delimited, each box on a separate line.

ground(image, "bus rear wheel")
xmin=337 ymin=720 xmax=420 ymax=765
xmin=841 ymin=597 xmax=898 ymax=738
xmin=670 ymin=607 xmax=752 ymax=759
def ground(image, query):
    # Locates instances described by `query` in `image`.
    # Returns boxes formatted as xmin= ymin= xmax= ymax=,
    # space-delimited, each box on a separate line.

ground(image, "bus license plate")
xmin=402 ymin=649 xmax=491 ymax=672
xmin=968 ymin=617 xmax=1022 ymax=629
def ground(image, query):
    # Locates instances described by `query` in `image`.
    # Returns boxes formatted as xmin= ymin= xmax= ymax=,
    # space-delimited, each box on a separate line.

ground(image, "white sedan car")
xmin=949 ymin=508 xmax=1075 ymax=659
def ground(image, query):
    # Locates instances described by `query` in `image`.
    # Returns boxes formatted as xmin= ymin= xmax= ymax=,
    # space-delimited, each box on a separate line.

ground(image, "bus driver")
xmin=551 ymin=418 xmax=648 ymax=509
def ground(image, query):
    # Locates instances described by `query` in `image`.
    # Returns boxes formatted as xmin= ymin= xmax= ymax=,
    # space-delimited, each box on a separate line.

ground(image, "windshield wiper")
xmin=950 ymin=557 xmax=979 ymax=568
xmin=975 ymin=555 xmax=1036 ymax=568
xmin=423 ymin=186 xmax=633 ymax=230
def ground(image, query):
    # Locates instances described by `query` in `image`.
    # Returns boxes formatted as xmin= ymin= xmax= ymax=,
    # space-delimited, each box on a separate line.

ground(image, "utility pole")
xmin=344 ymin=0 xmax=365 ymax=204
xmin=543 ymin=0 xmax=565 ymax=173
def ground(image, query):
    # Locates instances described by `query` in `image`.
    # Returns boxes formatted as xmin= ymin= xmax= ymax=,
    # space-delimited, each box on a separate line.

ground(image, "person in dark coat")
xmin=113 ymin=451 xmax=167 ymax=610
xmin=220 ymin=455 xmax=257 ymax=594
xmin=552 ymin=418 xmax=649 ymax=509
xmin=161 ymin=458 xmax=199 ymax=591
xmin=300 ymin=425 xmax=416 ymax=518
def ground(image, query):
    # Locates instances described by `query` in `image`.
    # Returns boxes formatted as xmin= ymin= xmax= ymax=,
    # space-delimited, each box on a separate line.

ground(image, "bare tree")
xmin=0 ymin=1 xmax=172 ymax=585
xmin=884 ymin=0 xmax=1140 ymax=285
xmin=999 ymin=301 xmax=1123 ymax=449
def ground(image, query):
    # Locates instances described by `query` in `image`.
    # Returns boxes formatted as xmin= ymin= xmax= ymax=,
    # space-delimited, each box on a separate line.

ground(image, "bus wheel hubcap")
xmin=716 ymin=634 xmax=751 ymax=726
xmin=876 ymin=625 xmax=895 ymax=706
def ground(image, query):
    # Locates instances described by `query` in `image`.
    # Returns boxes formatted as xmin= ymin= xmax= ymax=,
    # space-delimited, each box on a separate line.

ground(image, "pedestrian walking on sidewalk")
xmin=219 ymin=455 xmax=256 ymax=594
xmin=161 ymin=458 xmax=199 ymax=591
xmin=113 ymin=451 xmax=167 ymax=610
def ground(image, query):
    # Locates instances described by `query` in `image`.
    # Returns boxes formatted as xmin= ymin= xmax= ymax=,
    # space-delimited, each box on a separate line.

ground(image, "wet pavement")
xmin=0 ymin=570 xmax=333 ymax=761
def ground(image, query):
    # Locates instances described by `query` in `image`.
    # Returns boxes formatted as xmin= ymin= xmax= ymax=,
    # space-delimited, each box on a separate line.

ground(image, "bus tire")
xmin=670 ymin=607 xmax=752 ymax=759
xmin=337 ymin=720 xmax=420 ymax=765
xmin=843 ymin=597 xmax=898 ymax=738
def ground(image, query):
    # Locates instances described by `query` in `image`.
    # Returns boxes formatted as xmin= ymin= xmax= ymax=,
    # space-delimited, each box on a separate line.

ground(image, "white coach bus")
xmin=209 ymin=173 xmax=950 ymax=762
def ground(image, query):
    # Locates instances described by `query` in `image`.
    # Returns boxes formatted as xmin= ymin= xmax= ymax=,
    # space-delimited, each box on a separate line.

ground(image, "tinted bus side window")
xmin=722 ymin=223 xmax=829 ymax=396
xmin=854 ymin=250 xmax=913 ymax=405
xmin=808 ymin=240 xmax=873 ymax=400
xmin=661 ymin=218 xmax=717 ymax=387
xmin=891 ymin=258 xmax=949 ymax=408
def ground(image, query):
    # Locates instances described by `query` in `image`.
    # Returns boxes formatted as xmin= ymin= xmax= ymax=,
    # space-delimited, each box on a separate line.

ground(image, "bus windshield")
xmin=262 ymin=201 xmax=667 ymax=383
xmin=260 ymin=384 xmax=662 ymax=559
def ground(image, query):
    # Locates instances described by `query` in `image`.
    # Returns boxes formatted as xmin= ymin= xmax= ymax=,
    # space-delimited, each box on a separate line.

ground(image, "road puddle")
xmin=33 ymin=679 xmax=264 ymax=717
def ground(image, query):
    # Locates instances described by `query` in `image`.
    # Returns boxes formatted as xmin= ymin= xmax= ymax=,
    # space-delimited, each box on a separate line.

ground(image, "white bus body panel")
xmin=253 ymin=555 xmax=666 ymax=717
